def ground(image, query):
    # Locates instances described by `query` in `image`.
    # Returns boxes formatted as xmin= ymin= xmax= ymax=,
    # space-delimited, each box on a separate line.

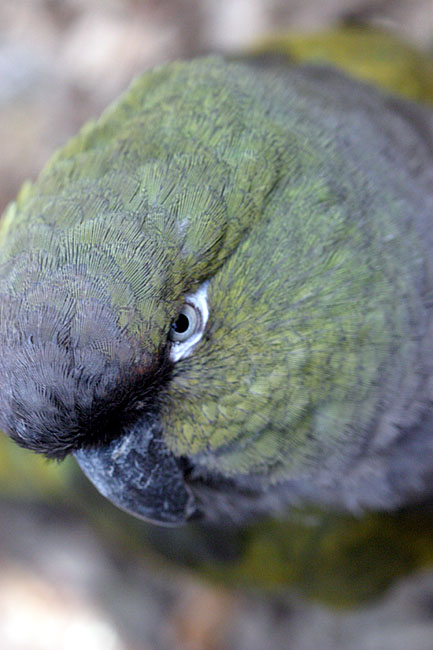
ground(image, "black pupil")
xmin=173 ymin=313 xmax=190 ymax=334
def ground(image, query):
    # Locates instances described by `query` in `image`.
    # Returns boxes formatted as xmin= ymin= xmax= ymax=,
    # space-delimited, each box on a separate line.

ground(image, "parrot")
xmin=0 ymin=27 xmax=432 ymax=606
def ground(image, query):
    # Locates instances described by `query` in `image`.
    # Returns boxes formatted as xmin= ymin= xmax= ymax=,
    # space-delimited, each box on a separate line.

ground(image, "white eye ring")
xmin=169 ymin=281 xmax=209 ymax=362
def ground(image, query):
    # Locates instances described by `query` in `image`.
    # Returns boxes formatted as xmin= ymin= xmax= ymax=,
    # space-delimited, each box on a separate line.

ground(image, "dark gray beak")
xmin=74 ymin=417 xmax=198 ymax=525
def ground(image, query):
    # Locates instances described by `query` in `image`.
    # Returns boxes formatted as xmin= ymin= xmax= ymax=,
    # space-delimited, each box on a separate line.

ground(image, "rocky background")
xmin=0 ymin=1 xmax=433 ymax=649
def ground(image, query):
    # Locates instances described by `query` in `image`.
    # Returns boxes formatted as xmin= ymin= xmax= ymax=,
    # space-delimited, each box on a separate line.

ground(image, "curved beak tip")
xmin=74 ymin=428 xmax=198 ymax=526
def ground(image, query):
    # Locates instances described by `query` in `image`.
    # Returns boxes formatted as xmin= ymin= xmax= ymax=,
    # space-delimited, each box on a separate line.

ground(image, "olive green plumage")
xmin=0 ymin=30 xmax=432 ymax=604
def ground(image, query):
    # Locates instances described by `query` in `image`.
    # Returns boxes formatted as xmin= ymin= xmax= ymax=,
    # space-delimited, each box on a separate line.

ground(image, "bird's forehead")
xmin=0 ymin=276 xmax=171 ymax=458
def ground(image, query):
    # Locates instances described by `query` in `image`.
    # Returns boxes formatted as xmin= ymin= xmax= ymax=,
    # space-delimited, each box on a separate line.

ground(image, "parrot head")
xmin=0 ymin=58 xmax=287 ymax=524
xmin=0 ymin=57 xmax=432 ymax=525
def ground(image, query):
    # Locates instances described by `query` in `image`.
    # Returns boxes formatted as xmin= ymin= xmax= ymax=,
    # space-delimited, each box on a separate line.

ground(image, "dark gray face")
xmin=0 ymin=290 xmax=149 ymax=455
xmin=0 ymin=290 xmax=202 ymax=525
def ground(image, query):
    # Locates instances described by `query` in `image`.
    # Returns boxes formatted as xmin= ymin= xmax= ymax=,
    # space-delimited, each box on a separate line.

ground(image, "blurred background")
xmin=0 ymin=1 xmax=432 ymax=649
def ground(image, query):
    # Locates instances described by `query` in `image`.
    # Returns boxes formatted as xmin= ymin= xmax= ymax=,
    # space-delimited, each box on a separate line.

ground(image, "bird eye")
xmin=168 ymin=282 xmax=209 ymax=362
xmin=169 ymin=303 xmax=200 ymax=342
